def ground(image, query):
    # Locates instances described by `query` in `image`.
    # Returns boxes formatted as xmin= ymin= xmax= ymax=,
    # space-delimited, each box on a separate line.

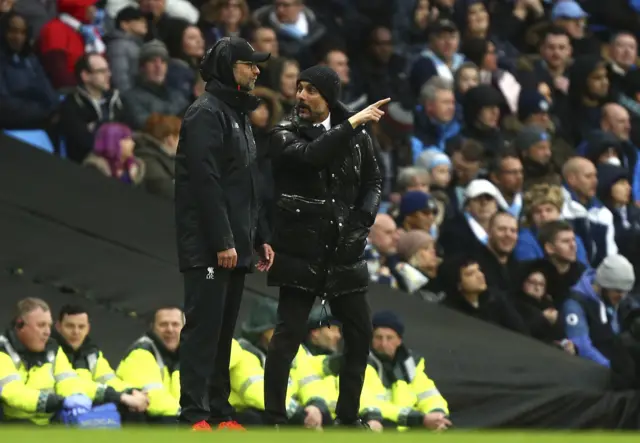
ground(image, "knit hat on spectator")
xmin=240 ymin=297 xmax=278 ymax=339
xmin=307 ymin=304 xmax=340 ymax=330
xmin=518 ymin=89 xmax=550 ymax=121
xmin=396 ymin=230 xmax=434 ymax=261
xmin=298 ymin=65 xmax=341 ymax=109
xmin=372 ymin=310 xmax=405 ymax=337
xmin=551 ymin=0 xmax=588 ymax=21
xmin=398 ymin=191 xmax=438 ymax=224
xmin=513 ymin=126 xmax=549 ymax=153
xmin=416 ymin=150 xmax=452 ymax=172
xmin=116 ymin=6 xmax=144 ymax=29
xmin=596 ymin=255 xmax=635 ymax=292
xmin=596 ymin=163 xmax=630 ymax=202
xmin=139 ymin=39 xmax=169 ymax=64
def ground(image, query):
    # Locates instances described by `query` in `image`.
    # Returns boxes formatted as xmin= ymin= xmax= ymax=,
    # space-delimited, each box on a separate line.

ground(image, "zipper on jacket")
xmin=281 ymin=193 xmax=326 ymax=205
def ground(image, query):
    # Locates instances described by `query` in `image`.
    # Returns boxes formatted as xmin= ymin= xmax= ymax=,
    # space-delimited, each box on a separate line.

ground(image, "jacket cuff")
xmin=360 ymin=407 xmax=383 ymax=423
xmin=43 ymin=393 xmax=65 ymax=413
xmin=102 ymin=386 xmax=121 ymax=405
xmin=404 ymin=410 xmax=425 ymax=427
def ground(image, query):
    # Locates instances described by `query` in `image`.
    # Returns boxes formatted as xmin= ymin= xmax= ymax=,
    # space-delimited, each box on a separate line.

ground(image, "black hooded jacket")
xmin=267 ymin=103 xmax=382 ymax=296
xmin=174 ymin=39 xmax=270 ymax=271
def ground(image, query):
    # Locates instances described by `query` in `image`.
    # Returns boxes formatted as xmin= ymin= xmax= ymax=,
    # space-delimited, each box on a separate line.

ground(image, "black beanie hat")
xmin=372 ymin=310 xmax=405 ymax=337
xmin=298 ymin=65 xmax=341 ymax=109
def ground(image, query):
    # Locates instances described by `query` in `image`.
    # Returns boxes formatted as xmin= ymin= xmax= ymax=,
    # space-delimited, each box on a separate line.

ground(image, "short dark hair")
xmin=541 ymin=26 xmax=571 ymax=46
xmin=151 ymin=305 xmax=183 ymax=326
xmin=489 ymin=210 xmax=516 ymax=229
xmin=488 ymin=147 xmax=520 ymax=175
xmin=243 ymin=24 xmax=276 ymax=43
xmin=453 ymin=139 xmax=484 ymax=163
xmin=538 ymin=220 xmax=574 ymax=247
xmin=58 ymin=304 xmax=89 ymax=322
xmin=74 ymin=52 xmax=101 ymax=84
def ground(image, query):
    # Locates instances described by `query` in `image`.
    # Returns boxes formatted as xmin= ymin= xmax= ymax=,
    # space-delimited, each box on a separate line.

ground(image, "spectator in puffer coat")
xmin=0 ymin=11 xmax=58 ymax=129
xmin=105 ymin=6 xmax=147 ymax=92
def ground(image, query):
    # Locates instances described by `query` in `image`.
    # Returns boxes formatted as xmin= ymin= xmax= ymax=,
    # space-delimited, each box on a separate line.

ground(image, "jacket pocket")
xmin=272 ymin=194 xmax=326 ymax=258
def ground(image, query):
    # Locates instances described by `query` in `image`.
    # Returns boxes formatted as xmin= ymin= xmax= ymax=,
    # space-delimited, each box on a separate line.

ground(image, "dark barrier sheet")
xmin=1 ymin=135 xmax=639 ymax=428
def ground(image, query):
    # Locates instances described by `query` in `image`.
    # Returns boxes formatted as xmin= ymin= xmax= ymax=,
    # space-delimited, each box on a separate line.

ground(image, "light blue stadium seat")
xmin=3 ymin=129 xmax=55 ymax=154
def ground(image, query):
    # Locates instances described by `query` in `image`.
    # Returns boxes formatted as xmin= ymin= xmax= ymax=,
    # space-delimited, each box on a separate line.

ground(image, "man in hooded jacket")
xmin=263 ymin=65 xmax=387 ymax=428
xmin=174 ymin=36 xmax=274 ymax=431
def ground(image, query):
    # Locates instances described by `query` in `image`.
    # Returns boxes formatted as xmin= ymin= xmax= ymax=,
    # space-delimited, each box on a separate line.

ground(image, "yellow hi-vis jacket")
xmin=292 ymin=345 xmax=340 ymax=416
xmin=56 ymin=335 xmax=130 ymax=393
xmin=116 ymin=334 xmax=180 ymax=417
xmin=235 ymin=338 xmax=301 ymax=417
xmin=360 ymin=348 xmax=449 ymax=427
xmin=0 ymin=333 xmax=103 ymax=425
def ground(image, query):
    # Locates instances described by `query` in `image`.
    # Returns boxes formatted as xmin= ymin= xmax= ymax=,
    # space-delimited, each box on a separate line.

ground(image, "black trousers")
xmin=264 ymin=286 xmax=372 ymax=425
xmin=179 ymin=267 xmax=246 ymax=425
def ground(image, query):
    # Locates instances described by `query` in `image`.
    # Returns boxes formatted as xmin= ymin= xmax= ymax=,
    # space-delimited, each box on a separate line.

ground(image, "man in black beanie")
xmin=174 ymin=36 xmax=275 ymax=431
xmin=263 ymin=65 xmax=389 ymax=428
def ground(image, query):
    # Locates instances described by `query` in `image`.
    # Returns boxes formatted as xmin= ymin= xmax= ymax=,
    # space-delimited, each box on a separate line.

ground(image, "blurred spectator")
xmin=106 ymin=6 xmax=148 ymax=92
xmin=396 ymin=230 xmax=444 ymax=301
xmin=563 ymin=55 xmax=610 ymax=145
xmin=199 ymin=0 xmax=253 ymax=47
xmin=251 ymin=86 xmax=283 ymax=231
xmin=562 ymin=156 xmax=618 ymax=267
xmin=267 ymin=57 xmax=298 ymax=114
xmin=0 ymin=0 xmax=14 ymax=20
xmin=515 ymin=183 xmax=589 ymax=266
xmin=253 ymin=0 xmax=326 ymax=69
xmin=488 ymin=148 xmax=524 ymax=218
xmin=409 ymin=18 xmax=463 ymax=96
xmin=59 ymin=52 xmax=127 ymax=163
xmin=513 ymin=125 xmax=561 ymax=190
xmin=596 ymin=163 xmax=640 ymax=282
xmin=121 ymin=39 xmax=188 ymax=129
xmin=460 ymin=37 xmax=521 ymax=113
xmin=366 ymin=213 xmax=401 ymax=289
xmin=83 ymin=122 xmax=145 ymax=185
xmin=514 ymin=262 xmax=576 ymax=353
xmin=453 ymin=61 xmax=480 ymax=102
xmin=550 ymin=0 xmax=600 ymax=57
xmin=39 ymin=0 xmax=104 ymax=89
xmin=12 ymin=0 xmax=57 ymax=37
xmin=472 ymin=211 xmax=520 ymax=295
xmin=248 ymin=25 xmax=279 ymax=87
xmin=461 ymin=84 xmax=505 ymax=161
xmin=607 ymin=32 xmax=638 ymax=96
xmin=0 ymin=11 xmax=58 ymax=129
xmin=165 ymin=23 xmax=205 ymax=100
xmin=535 ymin=220 xmax=586 ymax=303
xmin=397 ymin=191 xmax=440 ymax=238
xmin=321 ymin=48 xmax=367 ymax=111
xmin=415 ymin=150 xmax=452 ymax=194
xmin=135 ymin=113 xmax=180 ymax=199
xmin=391 ymin=0 xmax=435 ymax=52
xmin=386 ymin=166 xmax=430 ymax=218
xmin=355 ymin=26 xmax=411 ymax=105
xmin=439 ymin=179 xmax=506 ymax=256
xmin=108 ymin=0 xmax=198 ymax=26
xmin=134 ymin=0 xmax=192 ymax=43
xmin=562 ymin=254 xmax=635 ymax=368
xmin=446 ymin=139 xmax=484 ymax=214
xmin=440 ymin=254 xmax=528 ymax=334
xmin=411 ymin=77 xmax=460 ymax=163
xmin=517 ymin=27 xmax=572 ymax=104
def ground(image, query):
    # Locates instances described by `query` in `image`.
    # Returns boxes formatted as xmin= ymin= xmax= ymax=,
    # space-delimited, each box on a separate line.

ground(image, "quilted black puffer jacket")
xmin=267 ymin=102 xmax=382 ymax=297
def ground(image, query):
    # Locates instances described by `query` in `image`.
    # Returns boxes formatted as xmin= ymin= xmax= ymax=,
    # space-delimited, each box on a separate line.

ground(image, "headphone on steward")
xmin=199 ymin=38 xmax=229 ymax=84
xmin=14 ymin=317 xmax=25 ymax=330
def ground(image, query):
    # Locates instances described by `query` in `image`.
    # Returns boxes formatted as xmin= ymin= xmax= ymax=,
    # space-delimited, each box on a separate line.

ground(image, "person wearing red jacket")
xmin=38 ymin=0 xmax=104 ymax=89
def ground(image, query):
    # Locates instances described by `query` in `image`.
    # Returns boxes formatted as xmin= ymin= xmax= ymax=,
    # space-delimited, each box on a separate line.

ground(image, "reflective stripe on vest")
xmin=135 ymin=336 xmax=165 ymax=380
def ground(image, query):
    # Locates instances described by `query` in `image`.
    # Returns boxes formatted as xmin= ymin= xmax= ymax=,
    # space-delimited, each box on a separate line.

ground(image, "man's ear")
xmin=543 ymin=241 xmax=554 ymax=256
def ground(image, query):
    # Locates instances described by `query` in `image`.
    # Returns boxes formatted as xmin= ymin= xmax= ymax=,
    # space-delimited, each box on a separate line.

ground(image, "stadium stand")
xmin=2 ymin=129 xmax=640 ymax=429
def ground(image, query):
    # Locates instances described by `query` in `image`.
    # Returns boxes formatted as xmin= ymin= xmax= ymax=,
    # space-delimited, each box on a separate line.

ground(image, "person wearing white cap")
xmin=561 ymin=254 xmax=635 ymax=368
xmin=438 ymin=179 xmax=508 ymax=256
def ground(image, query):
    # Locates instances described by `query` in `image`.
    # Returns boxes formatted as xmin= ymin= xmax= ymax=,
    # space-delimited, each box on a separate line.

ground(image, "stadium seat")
xmin=3 ymin=130 xmax=55 ymax=154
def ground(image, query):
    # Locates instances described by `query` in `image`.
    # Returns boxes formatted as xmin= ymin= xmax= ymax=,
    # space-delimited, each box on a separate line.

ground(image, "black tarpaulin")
xmin=1 ymin=134 xmax=639 ymax=428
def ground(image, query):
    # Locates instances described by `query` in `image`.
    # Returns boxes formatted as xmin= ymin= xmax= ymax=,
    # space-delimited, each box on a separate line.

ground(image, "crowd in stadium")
xmin=4 ymin=0 xmax=640 ymax=428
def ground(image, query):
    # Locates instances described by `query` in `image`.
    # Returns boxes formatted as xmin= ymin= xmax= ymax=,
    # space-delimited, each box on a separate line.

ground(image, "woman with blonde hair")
xmin=134 ymin=113 xmax=182 ymax=199
xmin=513 ymin=183 xmax=589 ymax=265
